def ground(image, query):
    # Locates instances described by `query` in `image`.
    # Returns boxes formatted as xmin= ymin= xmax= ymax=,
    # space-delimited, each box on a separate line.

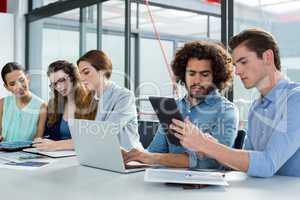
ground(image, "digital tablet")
xmin=0 ymin=141 xmax=33 ymax=152
xmin=149 ymin=96 xmax=184 ymax=146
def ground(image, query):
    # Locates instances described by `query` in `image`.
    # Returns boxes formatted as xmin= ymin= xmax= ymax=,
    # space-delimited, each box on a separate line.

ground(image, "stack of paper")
xmin=144 ymin=168 xmax=228 ymax=186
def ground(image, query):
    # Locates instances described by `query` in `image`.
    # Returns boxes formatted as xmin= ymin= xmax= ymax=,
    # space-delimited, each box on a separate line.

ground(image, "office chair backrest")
xmin=233 ymin=129 xmax=246 ymax=149
xmin=138 ymin=120 xmax=159 ymax=148
xmin=138 ymin=122 xmax=247 ymax=150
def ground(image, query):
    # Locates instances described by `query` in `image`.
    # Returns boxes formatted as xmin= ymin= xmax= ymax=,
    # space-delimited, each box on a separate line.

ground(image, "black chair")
xmin=233 ymin=129 xmax=246 ymax=149
xmin=138 ymin=120 xmax=159 ymax=148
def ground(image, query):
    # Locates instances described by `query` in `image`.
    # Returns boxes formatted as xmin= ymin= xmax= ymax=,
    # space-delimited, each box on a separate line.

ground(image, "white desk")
xmin=0 ymin=157 xmax=299 ymax=200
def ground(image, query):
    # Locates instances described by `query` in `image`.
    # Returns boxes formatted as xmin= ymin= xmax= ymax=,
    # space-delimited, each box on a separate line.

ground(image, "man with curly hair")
xmin=124 ymin=41 xmax=238 ymax=169
xmin=172 ymin=28 xmax=300 ymax=177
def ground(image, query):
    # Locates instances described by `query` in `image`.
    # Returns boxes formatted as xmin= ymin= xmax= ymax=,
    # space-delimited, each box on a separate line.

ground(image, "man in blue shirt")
xmin=124 ymin=41 xmax=238 ymax=169
xmin=172 ymin=28 xmax=300 ymax=177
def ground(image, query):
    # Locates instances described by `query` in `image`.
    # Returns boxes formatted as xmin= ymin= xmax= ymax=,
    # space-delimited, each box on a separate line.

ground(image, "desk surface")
xmin=0 ymin=157 xmax=299 ymax=200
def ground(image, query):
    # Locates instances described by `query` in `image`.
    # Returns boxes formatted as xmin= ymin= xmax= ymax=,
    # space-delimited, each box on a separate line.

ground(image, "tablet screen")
xmin=149 ymin=97 xmax=184 ymax=146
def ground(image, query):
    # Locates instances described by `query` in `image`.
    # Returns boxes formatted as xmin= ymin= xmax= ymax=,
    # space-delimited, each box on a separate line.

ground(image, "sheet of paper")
xmin=0 ymin=151 xmax=48 ymax=162
xmin=0 ymin=151 xmax=56 ymax=170
xmin=0 ymin=161 xmax=51 ymax=170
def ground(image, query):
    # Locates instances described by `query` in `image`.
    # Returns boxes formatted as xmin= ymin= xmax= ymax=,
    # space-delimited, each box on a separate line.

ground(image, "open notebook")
xmin=144 ymin=168 xmax=228 ymax=186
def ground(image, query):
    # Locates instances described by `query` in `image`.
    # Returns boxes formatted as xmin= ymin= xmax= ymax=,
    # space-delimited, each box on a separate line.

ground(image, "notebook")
xmin=23 ymin=148 xmax=76 ymax=158
xmin=144 ymin=168 xmax=228 ymax=186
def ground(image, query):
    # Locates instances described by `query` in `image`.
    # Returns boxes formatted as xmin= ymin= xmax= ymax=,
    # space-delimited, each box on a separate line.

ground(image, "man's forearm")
xmin=152 ymin=153 xmax=190 ymax=168
xmin=204 ymin=140 xmax=249 ymax=172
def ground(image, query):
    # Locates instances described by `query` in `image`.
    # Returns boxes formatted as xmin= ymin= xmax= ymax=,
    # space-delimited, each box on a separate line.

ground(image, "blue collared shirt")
xmin=147 ymin=90 xmax=238 ymax=169
xmin=245 ymin=79 xmax=300 ymax=177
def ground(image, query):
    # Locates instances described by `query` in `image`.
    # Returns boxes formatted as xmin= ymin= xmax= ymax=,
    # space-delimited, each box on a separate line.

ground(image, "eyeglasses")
xmin=49 ymin=76 xmax=70 ymax=89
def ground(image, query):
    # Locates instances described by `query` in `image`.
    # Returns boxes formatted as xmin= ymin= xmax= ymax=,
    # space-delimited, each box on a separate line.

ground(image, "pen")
xmin=184 ymin=173 xmax=224 ymax=179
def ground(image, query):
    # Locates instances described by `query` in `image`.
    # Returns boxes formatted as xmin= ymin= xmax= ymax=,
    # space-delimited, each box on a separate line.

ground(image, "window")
xmin=27 ymin=0 xmax=224 ymax=103
xmin=233 ymin=0 xmax=300 ymax=129
xmin=28 ymin=9 xmax=80 ymax=100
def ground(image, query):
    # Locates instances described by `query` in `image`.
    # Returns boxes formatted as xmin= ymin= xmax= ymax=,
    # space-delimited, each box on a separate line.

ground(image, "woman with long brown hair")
xmin=33 ymin=60 xmax=96 ymax=150
xmin=77 ymin=50 xmax=143 ymax=150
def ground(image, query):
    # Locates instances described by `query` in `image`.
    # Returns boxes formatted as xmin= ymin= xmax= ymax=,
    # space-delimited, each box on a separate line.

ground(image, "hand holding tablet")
xmin=149 ymin=96 xmax=184 ymax=146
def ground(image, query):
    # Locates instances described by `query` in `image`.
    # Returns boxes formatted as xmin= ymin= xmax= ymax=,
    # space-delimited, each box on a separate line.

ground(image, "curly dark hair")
xmin=171 ymin=41 xmax=233 ymax=91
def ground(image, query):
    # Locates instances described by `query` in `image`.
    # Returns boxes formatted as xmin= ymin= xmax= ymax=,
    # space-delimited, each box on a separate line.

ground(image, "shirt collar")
xmin=204 ymin=89 xmax=220 ymax=106
xmin=182 ymin=89 xmax=220 ymax=108
xmin=260 ymin=78 xmax=289 ymax=104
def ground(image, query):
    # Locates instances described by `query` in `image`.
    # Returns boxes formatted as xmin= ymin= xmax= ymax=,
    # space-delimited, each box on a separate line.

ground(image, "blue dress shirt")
xmin=245 ymin=79 xmax=300 ymax=177
xmin=148 ymin=90 xmax=238 ymax=169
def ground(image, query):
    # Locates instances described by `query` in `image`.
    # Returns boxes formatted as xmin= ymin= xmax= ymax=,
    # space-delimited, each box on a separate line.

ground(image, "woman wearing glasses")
xmin=77 ymin=50 xmax=143 ymax=150
xmin=33 ymin=60 xmax=97 ymax=150
xmin=0 ymin=62 xmax=47 ymax=142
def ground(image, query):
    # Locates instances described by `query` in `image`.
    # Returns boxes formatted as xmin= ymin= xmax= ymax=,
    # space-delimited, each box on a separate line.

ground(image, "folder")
xmin=144 ymin=168 xmax=228 ymax=186
xmin=23 ymin=148 xmax=76 ymax=158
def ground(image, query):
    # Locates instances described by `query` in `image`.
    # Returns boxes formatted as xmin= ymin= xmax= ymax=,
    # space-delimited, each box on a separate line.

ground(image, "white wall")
xmin=0 ymin=13 xmax=14 ymax=98
xmin=0 ymin=0 xmax=28 ymax=98
xmin=7 ymin=0 xmax=27 ymax=65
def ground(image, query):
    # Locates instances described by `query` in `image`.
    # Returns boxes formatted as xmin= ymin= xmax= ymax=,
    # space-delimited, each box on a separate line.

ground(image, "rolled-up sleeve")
xmin=247 ymin=92 xmax=300 ymax=177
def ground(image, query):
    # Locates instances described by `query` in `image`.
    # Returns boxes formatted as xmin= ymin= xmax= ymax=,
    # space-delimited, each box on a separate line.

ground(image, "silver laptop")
xmin=69 ymin=119 xmax=146 ymax=173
